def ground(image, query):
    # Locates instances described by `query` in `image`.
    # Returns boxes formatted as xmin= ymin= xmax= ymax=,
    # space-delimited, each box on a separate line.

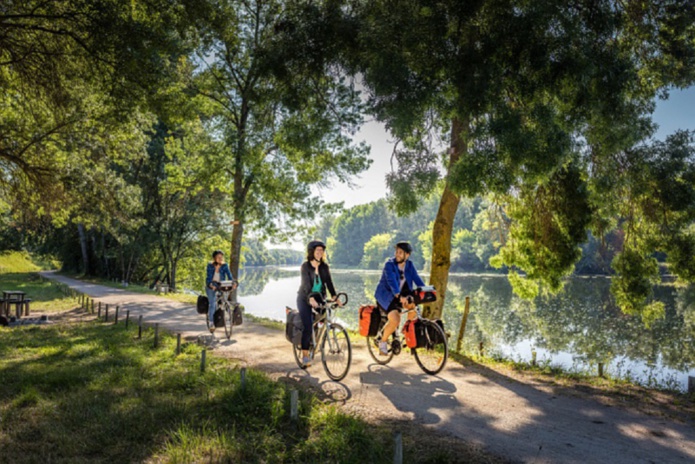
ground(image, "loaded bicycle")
xmin=202 ymin=279 xmax=242 ymax=340
xmin=360 ymin=287 xmax=448 ymax=375
xmin=286 ymin=292 xmax=352 ymax=381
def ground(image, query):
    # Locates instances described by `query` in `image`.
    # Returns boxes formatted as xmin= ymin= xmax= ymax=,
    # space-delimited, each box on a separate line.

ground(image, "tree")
xmin=360 ymin=233 xmax=395 ymax=269
xmin=349 ymin=0 xmax=695 ymax=319
xmin=184 ymin=0 xmax=370 ymax=285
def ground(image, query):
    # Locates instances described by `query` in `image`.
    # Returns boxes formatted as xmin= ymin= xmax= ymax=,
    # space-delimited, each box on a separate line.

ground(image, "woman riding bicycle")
xmin=374 ymin=241 xmax=425 ymax=355
xmin=205 ymin=250 xmax=236 ymax=333
xmin=297 ymin=240 xmax=342 ymax=367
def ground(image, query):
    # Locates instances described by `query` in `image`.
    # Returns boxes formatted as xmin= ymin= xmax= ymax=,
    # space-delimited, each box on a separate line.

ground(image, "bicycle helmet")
xmin=307 ymin=240 xmax=326 ymax=252
xmin=395 ymin=241 xmax=413 ymax=254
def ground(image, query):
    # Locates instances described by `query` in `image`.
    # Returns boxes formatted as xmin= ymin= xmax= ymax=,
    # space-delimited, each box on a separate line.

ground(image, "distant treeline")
xmin=315 ymin=193 xmax=627 ymax=275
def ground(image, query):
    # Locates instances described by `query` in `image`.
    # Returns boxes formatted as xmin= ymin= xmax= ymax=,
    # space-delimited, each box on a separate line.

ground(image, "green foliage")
xmin=360 ymin=233 xmax=395 ymax=269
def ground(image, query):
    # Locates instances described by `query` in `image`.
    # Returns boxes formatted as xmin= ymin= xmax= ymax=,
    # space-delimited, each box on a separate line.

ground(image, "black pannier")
xmin=213 ymin=308 xmax=225 ymax=327
xmin=285 ymin=307 xmax=303 ymax=346
xmin=413 ymin=286 xmax=437 ymax=305
xmin=416 ymin=319 xmax=446 ymax=348
xmin=196 ymin=295 xmax=209 ymax=314
xmin=233 ymin=304 xmax=243 ymax=326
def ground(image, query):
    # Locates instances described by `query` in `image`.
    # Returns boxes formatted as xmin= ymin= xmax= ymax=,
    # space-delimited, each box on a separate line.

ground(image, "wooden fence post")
xmin=138 ymin=315 xmax=143 ymax=339
xmin=114 ymin=306 xmax=119 ymax=325
xmin=125 ymin=310 xmax=130 ymax=329
xmin=456 ymin=296 xmax=470 ymax=353
xmin=104 ymin=304 xmax=109 ymax=322
xmin=200 ymin=349 xmax=207 ymax=373
xmin=154 ymin=323 xmax=159 ymax=348
xmin=290 ymin=390 xmax=298 ymax=421
xmin=176 ymin=333 xmax=181 ymax=355
xmin=393 ymin=431 xmax=403 ymax=464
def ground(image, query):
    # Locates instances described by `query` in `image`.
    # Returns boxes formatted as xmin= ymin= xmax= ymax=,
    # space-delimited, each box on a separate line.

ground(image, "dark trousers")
xmin=297 ymin=295 xmax=313 ymax=350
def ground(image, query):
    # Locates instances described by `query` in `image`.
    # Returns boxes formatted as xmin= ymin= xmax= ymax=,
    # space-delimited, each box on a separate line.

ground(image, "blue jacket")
xmin=206 ymin=262 xmax=234 ymax=288
xmin=374 ymin=258 xmax=425 ymax=309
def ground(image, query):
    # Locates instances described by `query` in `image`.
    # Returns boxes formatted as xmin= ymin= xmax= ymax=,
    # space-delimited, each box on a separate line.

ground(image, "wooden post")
xmin=154 ymin=323 xmax=159 ymax=348
xmin=125 ymin=310 xmax=130 ymax=329
xmin=176 ymin=333 xmax=181 ymax=355
xmin=478 ymin=341 xmax=484 ymax=358
xmin=456 ymin=296 xmax=470 ymax=353
xmin=240 ymin=367 xmax=247 ymax=391
xmin=598 ymin=363 xmax=604 ymax=378
xmin=531 ymin=350 xmax=537 ymax=367
xmin=98 ymin=302 xmax=101 ymax=319
xmin=200 ymin=349 xmax=206 ymax=373
xmin=138 ymin=315 xmax=143 ymax=339
xmin=393 ymin=431 xmax=403 ymax=464
xmin=91 ymin=299 xmax=94 ymax=313
xmin=104 ymin=304 xmax=109 ymax=322
xmin=114 ymin=306 xmax=119 ymax=325
xmin=688 ymin=376 xmax=694 ymax=394
xmin=290 ymin=390 xmax=298 ymax=420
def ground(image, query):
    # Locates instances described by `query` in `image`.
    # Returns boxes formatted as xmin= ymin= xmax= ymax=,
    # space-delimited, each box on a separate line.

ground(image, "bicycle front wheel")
xmin=321 ymin=324 xmax=351 ymax=381
xmin=223 ymin=303 xmax=233 ymax=340
xmin=413 ymin=320 xmax=448 ymax=375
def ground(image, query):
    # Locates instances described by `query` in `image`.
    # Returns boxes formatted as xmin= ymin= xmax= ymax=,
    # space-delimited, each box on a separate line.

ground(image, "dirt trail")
xmin=42 ymin=272 xmax=695 ymax=464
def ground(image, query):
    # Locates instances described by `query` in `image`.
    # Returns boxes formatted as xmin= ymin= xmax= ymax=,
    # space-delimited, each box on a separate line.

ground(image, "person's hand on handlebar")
xmin=329 ymin=295 xmax=344 ymax=307
xmin=309 ymin=296 xmax=319 ymax=308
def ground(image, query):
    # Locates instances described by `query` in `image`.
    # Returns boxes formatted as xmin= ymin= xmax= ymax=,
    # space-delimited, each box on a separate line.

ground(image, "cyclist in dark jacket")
xmin=205 ymin=250 xmax=236 ymax=333
xmin=374 ymin=241 xmax=425 ymax=355
xmin=296 ymin=240 xmax=341 ymax=367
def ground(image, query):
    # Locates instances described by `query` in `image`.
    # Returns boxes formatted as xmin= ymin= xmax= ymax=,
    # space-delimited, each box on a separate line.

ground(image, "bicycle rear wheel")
xmin=367 ymin=334 xmax=394 ymax=365
xmin=413 ymin=320 xmax=448 ymax=375
xmin=321 ymin=323 xmax=351 ymax=381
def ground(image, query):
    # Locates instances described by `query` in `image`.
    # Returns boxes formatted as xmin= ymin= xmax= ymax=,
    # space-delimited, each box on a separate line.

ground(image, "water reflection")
xmin=237 ymin=267 xmax=695 ymax=391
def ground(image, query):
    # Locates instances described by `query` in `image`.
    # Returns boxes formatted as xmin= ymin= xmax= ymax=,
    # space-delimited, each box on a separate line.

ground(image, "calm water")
xmin=236 ymin=267 xmax=695 ymax=392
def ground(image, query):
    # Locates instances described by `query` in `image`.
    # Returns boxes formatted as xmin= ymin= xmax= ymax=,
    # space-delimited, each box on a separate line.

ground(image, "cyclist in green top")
xmin=296 ymin=240 xmax=342 ymax=367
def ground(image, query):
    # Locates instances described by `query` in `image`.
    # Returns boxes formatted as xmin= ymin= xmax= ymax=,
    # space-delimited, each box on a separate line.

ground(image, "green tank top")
xmin=311 ymin=273 xmax=322 ymax=293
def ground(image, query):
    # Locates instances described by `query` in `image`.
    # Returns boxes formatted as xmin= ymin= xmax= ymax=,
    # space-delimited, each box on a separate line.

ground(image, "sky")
xmin=312 ymin=87 xmax=695 ymax=209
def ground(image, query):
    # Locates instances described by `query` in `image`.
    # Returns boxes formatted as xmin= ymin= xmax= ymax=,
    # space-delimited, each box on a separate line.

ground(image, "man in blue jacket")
xmin=374 ymin=241 xmax=425 ymax=355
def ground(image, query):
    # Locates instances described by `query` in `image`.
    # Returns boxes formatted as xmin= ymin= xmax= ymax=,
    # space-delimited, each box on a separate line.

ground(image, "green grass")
xmin=0 ymin=322 xmax=393 ymax=463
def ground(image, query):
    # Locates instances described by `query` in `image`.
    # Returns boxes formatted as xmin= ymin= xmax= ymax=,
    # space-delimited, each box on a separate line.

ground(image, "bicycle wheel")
xmin=223 ymin=302 xmax=233 ymax=340
xmin=321 ymin=323 xmax=351 ymax=381
xmin=413 ymin=320 xmax=448 ymax=375
xmin=367 ymin=334 xmax=394 ymax=365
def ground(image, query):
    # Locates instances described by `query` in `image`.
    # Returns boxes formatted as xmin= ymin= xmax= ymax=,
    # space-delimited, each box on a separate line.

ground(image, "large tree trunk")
xmin=229 ymin=219 xmax=244 ymax=302
xmin=424 ymin=116 xmax=466 ymax=319
xmin=77 ymin=223 xmax=89 ymax=274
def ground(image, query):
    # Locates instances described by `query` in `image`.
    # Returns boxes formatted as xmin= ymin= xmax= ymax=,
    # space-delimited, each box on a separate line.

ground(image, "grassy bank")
xmin=0 ymin=252 xmax=75 ymax=313
xmin=0 ymin=321 xmax=503 ymax=463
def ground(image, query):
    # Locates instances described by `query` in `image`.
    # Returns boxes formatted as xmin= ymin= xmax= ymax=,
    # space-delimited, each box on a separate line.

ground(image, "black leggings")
xmin=297 ymin=295 xmax=313 ymax=350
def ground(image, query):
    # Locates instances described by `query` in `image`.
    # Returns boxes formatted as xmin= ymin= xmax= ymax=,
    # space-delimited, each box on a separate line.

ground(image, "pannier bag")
xmin=404 ymin=318 xmax=423 ymax=349
xmin=413 ymin=286 xmax=437 ymax=305
xmin=285 ymin=307 xmax=303 ymax=346
xmin=196 ymin=295 xmax=209 ymax=314
xmin=429 ymin=319 xmax=446 ymax=345
xmin=213 ymin=308 xmax=225 ymax=327
xmin=233 ymin=304 xmax=244 ymax=326
xmin=359 ymin=305 xmax=380 ymax=337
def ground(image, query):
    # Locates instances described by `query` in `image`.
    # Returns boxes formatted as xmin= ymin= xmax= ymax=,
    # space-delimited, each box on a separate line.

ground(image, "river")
xmin=235 ymin=266 xmax=695 ymax=392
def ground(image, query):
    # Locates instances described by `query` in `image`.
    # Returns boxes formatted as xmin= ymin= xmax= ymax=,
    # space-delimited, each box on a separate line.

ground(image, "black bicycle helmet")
xmin=307 ymin=240 xmax=326 ymax=252
xmin=395 ymin=241 xmax=413 ymax=254
xmin=212 ymin=250 xmax=224 ymax=259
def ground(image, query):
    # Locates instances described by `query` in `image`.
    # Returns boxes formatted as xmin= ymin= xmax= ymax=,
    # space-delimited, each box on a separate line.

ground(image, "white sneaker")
xmin=379 ymin=341 xmax=389 ymax=356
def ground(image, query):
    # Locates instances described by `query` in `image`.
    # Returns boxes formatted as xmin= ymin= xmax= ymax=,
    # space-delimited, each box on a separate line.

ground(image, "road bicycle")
xmin=366 ymin=303 xmax=448 ymax=375
xmin=206 ymin=280 xmax=241 ymax=340
xmin=289 ymin=292 xmax=352 ymax=381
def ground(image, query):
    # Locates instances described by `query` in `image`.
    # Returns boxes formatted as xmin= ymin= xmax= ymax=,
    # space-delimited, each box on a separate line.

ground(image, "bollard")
xmin=114 ymin=306 xmax=119 ymax=325
xmin=240 ymin=367 xmax=247 ymax=391
xmin=456 ymin=296 xmax=470 ymax=353
xmin=154 ymin=323 xmax=159 ymax=348
xmin=598 ymin=363 xmax=605 ymax=378
xmin=105 ymin=304 xmax=109 ymax=322
xmin=201 ymin=349 xmax=207 ymax=373
xmin=393 ymin=431 xmax=403 ymax=464
xmin=176 ymin=333 xmax=181 ymax=355
xmin=688 ymin=376 xmax=694 ymax=394
xmin=138 ymin=315 xmax=143 ymax=339
xmin=290 ymin=390 xmax=298 ymax=421
xmin=125 ymin=310 xmax=130 ymax=329
xmin=531 ymin=350 xmax=537 ymax=367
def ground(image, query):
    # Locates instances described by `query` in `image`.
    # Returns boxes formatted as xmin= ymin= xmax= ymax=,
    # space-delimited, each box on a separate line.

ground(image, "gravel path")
xmin=42 ymin=272 xmax=695 ymax=464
